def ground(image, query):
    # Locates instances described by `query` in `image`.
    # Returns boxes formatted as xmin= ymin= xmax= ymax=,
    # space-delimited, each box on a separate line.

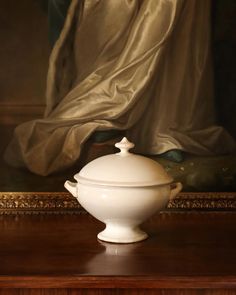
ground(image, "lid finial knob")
xmin=115 ymin=137 xmax=135 ymax=155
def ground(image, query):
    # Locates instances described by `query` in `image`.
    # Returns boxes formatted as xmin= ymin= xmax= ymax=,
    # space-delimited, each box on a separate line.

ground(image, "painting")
xmin=0 ymin=0 xmax=236 ymax=213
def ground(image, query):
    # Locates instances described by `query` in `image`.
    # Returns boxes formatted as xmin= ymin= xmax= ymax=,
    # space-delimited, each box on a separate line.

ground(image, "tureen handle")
xmin=115 ymin=137 xmax=134 ymax=155
xmin=170 ymin=182 xmax=182 ymax=200
xmin=64 ymin=180 xmax=77 ymax=198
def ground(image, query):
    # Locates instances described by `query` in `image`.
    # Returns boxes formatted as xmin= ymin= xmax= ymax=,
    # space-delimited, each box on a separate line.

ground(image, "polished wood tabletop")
xmin=0 ymin=211 xmax=236 ymax=289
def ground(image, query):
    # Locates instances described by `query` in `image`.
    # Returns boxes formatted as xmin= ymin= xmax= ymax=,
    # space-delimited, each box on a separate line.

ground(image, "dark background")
xmin=212 ymin=0 xmax=236 ymax=138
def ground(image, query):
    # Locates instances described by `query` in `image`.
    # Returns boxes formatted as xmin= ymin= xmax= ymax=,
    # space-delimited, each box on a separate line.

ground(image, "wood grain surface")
xmin=0 ymin=212 xmax=236 ymax=291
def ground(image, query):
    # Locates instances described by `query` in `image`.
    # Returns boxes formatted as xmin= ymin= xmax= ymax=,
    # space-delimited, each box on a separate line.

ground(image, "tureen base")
xmin=97 ymin=224 xmax=148 ymax=243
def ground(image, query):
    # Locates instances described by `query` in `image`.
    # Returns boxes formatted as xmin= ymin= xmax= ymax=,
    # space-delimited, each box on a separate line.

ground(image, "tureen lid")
xmin=75 ymin=137 xmax=173 ymax=187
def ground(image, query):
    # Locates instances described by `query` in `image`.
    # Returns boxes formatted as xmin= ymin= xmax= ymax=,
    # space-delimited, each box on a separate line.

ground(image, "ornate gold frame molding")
xmin=0 ymin=192 xmax=81 ymax=215
xmin=168 ymin=192 xmax=236 ymax=210
xmin=0 ymin=192 xmax=236 ymax=214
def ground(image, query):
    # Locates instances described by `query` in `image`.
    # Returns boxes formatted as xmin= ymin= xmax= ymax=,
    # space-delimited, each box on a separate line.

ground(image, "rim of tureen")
xmin=75 ymin=174 xmax=173 ymax=188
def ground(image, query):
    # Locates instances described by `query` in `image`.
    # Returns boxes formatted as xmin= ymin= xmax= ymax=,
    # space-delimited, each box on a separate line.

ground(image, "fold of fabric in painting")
xmin=4 ymin=0 xmax=236 ymax=175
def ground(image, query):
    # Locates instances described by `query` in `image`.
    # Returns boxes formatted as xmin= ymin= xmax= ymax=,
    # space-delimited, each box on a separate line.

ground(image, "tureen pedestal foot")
xmin=97 ymin=224 xmax=148 ymax=243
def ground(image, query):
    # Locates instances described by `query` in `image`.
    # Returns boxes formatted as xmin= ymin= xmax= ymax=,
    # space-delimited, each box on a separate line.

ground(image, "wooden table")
xmin=0 ymin=211 xmax=236 ymax=294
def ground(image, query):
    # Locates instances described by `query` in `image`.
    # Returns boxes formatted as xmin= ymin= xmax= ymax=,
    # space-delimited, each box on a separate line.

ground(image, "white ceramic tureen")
xmin=65 ymin=137 xmax=182 ymax=243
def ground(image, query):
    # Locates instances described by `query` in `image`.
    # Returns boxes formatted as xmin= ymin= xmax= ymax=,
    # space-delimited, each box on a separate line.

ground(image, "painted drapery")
xmin=4 ymin=0 xmax=235 ymax=175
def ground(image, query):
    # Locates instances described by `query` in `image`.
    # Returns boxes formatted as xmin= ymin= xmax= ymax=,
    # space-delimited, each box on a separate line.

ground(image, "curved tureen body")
xmin=65 ymin=137 xmax=182 ymax=243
